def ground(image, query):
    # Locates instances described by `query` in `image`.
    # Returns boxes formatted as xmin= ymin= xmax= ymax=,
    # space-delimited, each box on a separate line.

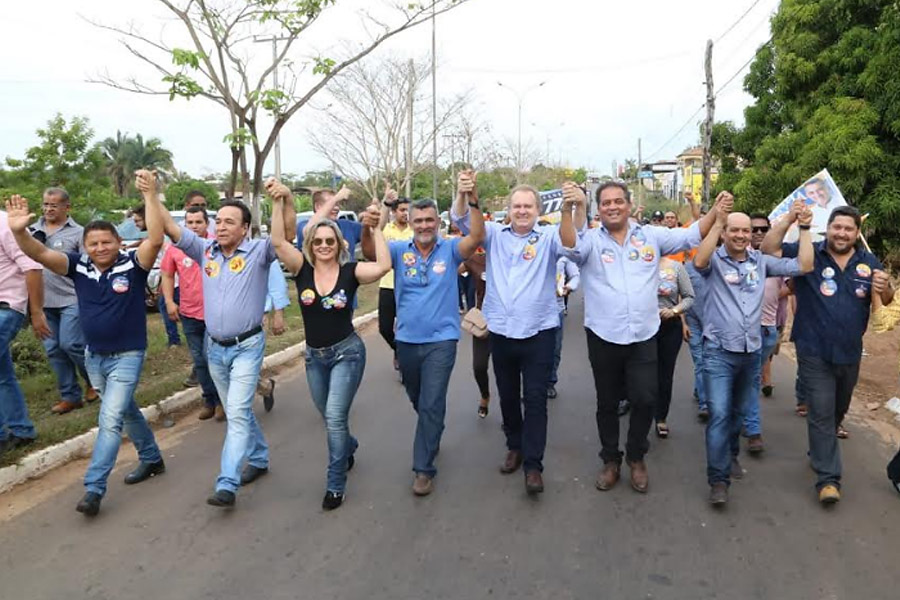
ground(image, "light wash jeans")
xmin=743 ymin=325 xmax=779 ymax=436
xmin=0 ymin=308 xmax=36 ymax=442
xmin=207 ymin=331 xmax=269 ymax=493
xmin=83 ymin=349 xmax=161 ymax=496
xmin=42 ymin=304 xmax=90 ymax=403
xmin=305 ymin=333 xmax=366 ymax=494
xmin=685 ymin=314 xmax=707 ymax=411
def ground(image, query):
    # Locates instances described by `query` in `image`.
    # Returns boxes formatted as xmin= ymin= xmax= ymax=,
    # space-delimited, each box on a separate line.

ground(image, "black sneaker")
xmin=762 ymin=385 xmax=774 ymax=397
xmin=322 ymin=491 xmax=344 ymax=511
xmin=124 ymin=459 xmax=166 ymax=485
xmin=347 ymin=454 xmax=355 ymax=472
xmin=2 ymin=435 xmax=36 ymax=453
xmin=547 ymin=386 xmax=558 ymax=399
xmin=76 ymin=492 xmax=102 ymax=516
xmin=207 ymin=489 xmax=236 ymax=507
xmin=698 ymin=408 xmax=710 ymax=423
xmin=262 ymin=378 xmax=275 ymax=412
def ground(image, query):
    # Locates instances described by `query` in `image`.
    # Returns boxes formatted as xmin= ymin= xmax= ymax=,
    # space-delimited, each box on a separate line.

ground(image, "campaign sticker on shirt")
xmin=724 ymin=269 xmax=741 ymax=285
xmin=228 ymin=256 xmax=246 ymax=274
xmin=182 ymin=257 xmax=194 ymax=268
xmin=601 ymin=249 xmax=615 ymax=264
xmin=527 ymin=233 xmax=541 ymax=245
xmin=820 ymin=279 xmax=838 ymax=297
xmin=404 ymin=267 xmax=417 ymax=278
xmin=746 ymin=263 xmax=757 ymax=272
xmin=630 ymin=233 xmax=645 ymax=248
xmin=855 ymin=286 xmax=868 ymax=298
xmin=628 ymin=249 xmax=639 ymax=261
xmin=475 ymin=246 xmax=486 ymax=255
xmin=432 ymin=260 xmax=447 ymax=275
xmin=204 ymin=261 xmax=220 ymax=278
xmin=111 ymin=275 xmax=130 ymax=294
xmin=658 ymin=281 xmax=677 ymax=297
xmin=660 ymin=267 xmax=676 ymax=281
xmin=53 ymin=240 xmax=64 ymax=249
xmin=640 ymin=245 xmax=655 ymax=262
xmin=204 ymin=247 xmax=213 ymax=260
xmin=402 ymin=252 xmax=416 ymax=267
xmin=745 ymin=270 xmax=760 ymax=288
xmin=300 ymin=288 xmax=316 ymax=306
xmin=522 ymin=245 xmax=537 ymax=261
xmin=322 ymin=289 xmax=348 ymax=310
xmin=856 ymin=264 xmax=872 ymax=278
xmin=822 ymin=267 xmax=835 ymax=279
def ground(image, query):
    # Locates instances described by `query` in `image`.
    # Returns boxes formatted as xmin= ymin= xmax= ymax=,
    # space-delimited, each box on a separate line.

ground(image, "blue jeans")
xmin=158 ymin=289 xmax=181 ymax=346
xmin=42 ymin=304 xmax=90 ymax=402
xmin=550 ymin=310 xmax=565 ymax=385
xmin=207 ymin=331 xmax=269 ymax=493
xmin=83 ymin=349 xmax=161 ymax=496
xmin=0 ymin=309 xmax=36 ymax=442
xmin=703 ymin=342 xmax=759 ymax=486
xmin=181 ymin=316 xmax=220 ymax=408
xmin=397 ymin=340 xmax=457 ymax=478
xmin=305 ymin=333 xmax=366 ymax=494
xmin=685 ymin=314 xmax=707 ymax=410
xmin=744 ymin=325 xmax=779 ymax=435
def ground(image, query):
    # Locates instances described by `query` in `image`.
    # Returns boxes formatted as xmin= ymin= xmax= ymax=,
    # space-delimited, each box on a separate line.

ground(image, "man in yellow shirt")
xmin=378 ymin=190 xmax=413 ymax=371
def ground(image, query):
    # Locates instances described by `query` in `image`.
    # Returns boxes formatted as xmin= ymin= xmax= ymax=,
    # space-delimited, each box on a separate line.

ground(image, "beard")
xmin=827 ymin=238 xmax=856 ymax=255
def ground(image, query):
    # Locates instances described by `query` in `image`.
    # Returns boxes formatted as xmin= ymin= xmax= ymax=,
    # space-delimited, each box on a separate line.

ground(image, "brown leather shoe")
xmin=500 ymin=450 xmax=523 ymax=474
xmin=628 ymin=460 xmax=649 ymax=493
xmin=524 ymin=470 xmax=544 ymax=494
xmin=198 ymin=405 xmax=215 ymax=420
xmin=51 ymin=400 xmax=84 ymax=415
xmin=412 ymin=473 xmax=433 ymax=496
xmin=595 ymin=461 xmax=621 ymax=491
xmin=747 ymin=434 xmax=764 ymax=454
xmin=84 ymin=388 xmax=99 ymax=403
xmin=214 ymin=405 xmax=226 ymax=422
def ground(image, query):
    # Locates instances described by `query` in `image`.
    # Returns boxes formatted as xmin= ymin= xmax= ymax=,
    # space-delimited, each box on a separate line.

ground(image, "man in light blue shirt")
xmin=695 ymin=203 xmax=813 ymax=506
xmin=452 ymin=180 xmax=585 ymax=495
xmin=389 ymin=187 xmax=484 ymax=497
xmin=559 ymin=181 xmax=719 ymax=494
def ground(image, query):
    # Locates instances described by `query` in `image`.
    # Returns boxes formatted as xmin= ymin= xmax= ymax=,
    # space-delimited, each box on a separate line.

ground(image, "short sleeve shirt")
xmin=160 ymin=245 xmax=204 ymax=320
xmin=295 ymin=261 xmax=359 ymax=348
xmin=379 ymin=221 xmax=414 ymax=289
xmin=66 ymin=250 xmax=148 ymax=353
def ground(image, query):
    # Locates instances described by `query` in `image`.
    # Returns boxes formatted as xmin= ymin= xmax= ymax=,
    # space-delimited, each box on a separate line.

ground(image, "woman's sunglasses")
xmin=312 ymin=237 xmax=337 ymax=247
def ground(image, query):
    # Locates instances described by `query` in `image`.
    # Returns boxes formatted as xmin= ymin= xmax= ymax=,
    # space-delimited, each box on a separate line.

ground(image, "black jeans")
xmin=586 ymin=329 xmax=657 ymax=464
xmin=654 ymin=318 xmax=683 ymax=422
xmin=473 ymin=335 xmax=491 ymax=399
xmin=378 ymin=288 xmax=397 ymax=353
xmin=797 ymin=353 xmax=860 ymax=490
xmin=490 ymin=329 xmax=555 ymax=473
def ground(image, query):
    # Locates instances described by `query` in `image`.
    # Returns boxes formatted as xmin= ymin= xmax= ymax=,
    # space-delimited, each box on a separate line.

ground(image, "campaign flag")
xmin=768 ymin=169 xmax=847 ymax=241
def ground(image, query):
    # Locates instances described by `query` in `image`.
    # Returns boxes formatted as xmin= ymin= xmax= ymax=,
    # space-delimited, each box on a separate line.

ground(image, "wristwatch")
xmin=798 ymin=224 xmax=811 ymax=230
xmin=468 ymin=201 xmax=480 ymax=209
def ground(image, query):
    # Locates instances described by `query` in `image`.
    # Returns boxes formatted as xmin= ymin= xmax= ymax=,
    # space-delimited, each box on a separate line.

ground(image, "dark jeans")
xmin=585 ymin=329 xmax=657 ymax=464
xmin=473 ymin=335 xmax=490 ymax=399
xmin=378 ymin=288 xmax=397 ymax=353
xmin=458 ymin=275 xmax=475 ymax=311
xmin=397 ymin=340 xmax=457 ymax=478
xmin=158 ymin=288 xmax=181 ymax=346
xmin=797 ymin=353 xmax=860 ymax=490
xmin=888 ymin=447 xmax=900 ymax=483
xmin=654 ymin=317 xmax=683 ymax=422
xmin=491 ymin=329 xmax=555 ymax=473
xmin=181 ymin=316 xmax=220 ymax=407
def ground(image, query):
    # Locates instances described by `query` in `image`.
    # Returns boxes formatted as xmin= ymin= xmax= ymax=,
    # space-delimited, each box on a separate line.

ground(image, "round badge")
xmin=402 ymin=252 xmax=416 ymax=267
xmin=228 ymin=256 xmax=245 ymax=273
xmin=660 ymin=267 xmax=676 ymax=281
xmin=630 ymin=234 xmax=644 ymax=248
xmin=820 ymin=279 xmax=838 ymax=297
xmin=855 ymin=286 xmax=867 ymax=298
xmin=475 ymin=246 xmax=486 ymax=256
xmin=404 ymin=268 xmax=417 ymax=278
xmin=822 ymin=267 xmax=835 ymax=279
xmin=601 ymin=249 xmax=615 ymax=264
xmin=640 ymin=245 xmax=655 ymax=262
xmin=724 ymin=270 xmax=741 ymax=285
xmin=432 ymin=260 xmax=447 ymax=274
xmin=204 ymin=261 xmax=220 ymax=278
xmin=628 ymin=249 xmax=639 ymax=261
xmin=528 ymin=234 xmax=540 ymax=245
xmin=182 ymin=257 xmax=194 ymax=268
xmin=111 ymin=275 xmax=130 ymax=294
xmin=300 ymin=288 xmax=316 ymax=306
xmin=746 ymin=270 xmax=760 ymax=286
xmin=855 ymin=264 xmax=872 ymax=278
xmin=522 ymin=245 xmax=537 ymax=261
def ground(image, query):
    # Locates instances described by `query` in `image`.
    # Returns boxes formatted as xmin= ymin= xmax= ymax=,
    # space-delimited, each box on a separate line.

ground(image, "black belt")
xmin=210 ymin=325 xmax=262 ymax=347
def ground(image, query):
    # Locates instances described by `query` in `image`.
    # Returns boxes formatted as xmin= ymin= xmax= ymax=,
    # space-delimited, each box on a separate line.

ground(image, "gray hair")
xmin=43 ymin=187 xmax=71 ymax=204
xmin=302 ymin=219 xmax=350 ymax=266
xmin=508 ymin=184 xmax=541 ymax=208
xmin=410 ymin=198 xmax=438 ymax=213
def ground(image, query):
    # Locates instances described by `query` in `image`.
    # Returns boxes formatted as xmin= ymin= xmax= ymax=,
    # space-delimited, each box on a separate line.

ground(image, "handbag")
xmin=461 ymin=307 xmax=489 ymax=339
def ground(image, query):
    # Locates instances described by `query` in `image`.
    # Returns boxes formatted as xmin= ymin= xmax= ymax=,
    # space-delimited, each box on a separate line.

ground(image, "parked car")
xmin=295 ymin=210 xmax=359 ymax=223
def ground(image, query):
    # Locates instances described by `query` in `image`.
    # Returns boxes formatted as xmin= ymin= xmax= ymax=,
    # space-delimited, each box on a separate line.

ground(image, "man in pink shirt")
xmin=1 ymin=210 xmax=50 ymax=454
xmin=160 ymin=206 xmax=222 ymax=421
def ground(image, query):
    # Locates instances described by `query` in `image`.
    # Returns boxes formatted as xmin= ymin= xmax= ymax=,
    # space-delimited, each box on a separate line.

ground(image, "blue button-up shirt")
xmin=564 ymin=222 xmax=701 ymax=344
xmin=785 ymin=241 xmax=882 ymax=364
xmin=391 ymin=236 xmax=464 ymax=344
xmin=698 ymin=246 xmax=803 ymax=353
xmin=453 ymin=210 xmax=563 ymax=338
xmin=176 ymin=227 xmax=276 ymax=340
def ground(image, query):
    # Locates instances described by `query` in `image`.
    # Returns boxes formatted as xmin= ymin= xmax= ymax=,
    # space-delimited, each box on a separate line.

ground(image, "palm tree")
xmin=100 ymin=131 xmax=174 ymax=196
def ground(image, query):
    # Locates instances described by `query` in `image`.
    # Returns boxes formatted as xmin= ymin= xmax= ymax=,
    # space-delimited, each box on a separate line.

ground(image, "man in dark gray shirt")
xmin=28 ymin=187 xmax=96 ymax=414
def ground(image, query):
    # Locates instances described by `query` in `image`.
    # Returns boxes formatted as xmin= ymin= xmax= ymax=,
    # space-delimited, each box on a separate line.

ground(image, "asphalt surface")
xmin=2 ymin=295 xmax=899 ymax=600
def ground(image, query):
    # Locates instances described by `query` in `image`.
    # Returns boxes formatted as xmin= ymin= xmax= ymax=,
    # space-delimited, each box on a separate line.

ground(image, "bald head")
xmin=726 ymin=212 xmax=750 ymax=230
xmin=722 ymin=211 xmax=752 ymax=256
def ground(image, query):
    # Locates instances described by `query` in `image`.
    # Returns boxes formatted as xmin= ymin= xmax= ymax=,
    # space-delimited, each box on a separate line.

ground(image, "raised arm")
xmin=303 ymin=186 xmax=351 ymax=237
xmin=693 ymin=200 xmax=728 ymax=270
xmin=264 ymin=178 xmax=306 ymax=276
xmin=698 ymin=191 xmax=732 ymax=238
xmin=134 ymin=170 xmax=165 ymax=270
xmin=5 ymin=195 xmax=69 ymax=275
xmin=560 ymin=182 xmax=586 ymax=248
xmin=456 ymin=171 xmax=485 ymax=259
xmin=795 ymin=205 xmax=815 ymax=273
xmin=355 ymin=218 xmax=391 ymax=284
xmin=760 ymin=200 xmax=803 ymax=257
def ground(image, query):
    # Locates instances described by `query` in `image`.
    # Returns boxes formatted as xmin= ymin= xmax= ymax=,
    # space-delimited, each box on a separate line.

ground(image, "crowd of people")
xmin=2 ymin=169 xmax=900 ymax=518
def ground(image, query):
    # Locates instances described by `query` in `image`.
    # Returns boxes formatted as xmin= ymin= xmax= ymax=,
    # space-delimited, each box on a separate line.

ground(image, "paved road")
xmin=2 ymin=296 xmax=899 ymax=600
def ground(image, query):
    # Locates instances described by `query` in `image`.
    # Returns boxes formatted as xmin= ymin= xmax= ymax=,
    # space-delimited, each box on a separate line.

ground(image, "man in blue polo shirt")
xmin=388 ymin=187 xmax=484 ymax=496
xmin=763 ymin=204 xmax=894 ymax=504
xmin=6 ymin=170 xmax=166 ymax=517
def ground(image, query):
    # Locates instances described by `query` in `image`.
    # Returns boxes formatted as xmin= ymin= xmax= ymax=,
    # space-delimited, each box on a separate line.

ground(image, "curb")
xmin=0 ymin=310 xmax=379 ymax=495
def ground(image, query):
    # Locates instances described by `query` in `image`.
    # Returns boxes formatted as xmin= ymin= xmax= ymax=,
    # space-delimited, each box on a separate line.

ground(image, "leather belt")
xmin=210 ymin=325 xmax=262 ymax=347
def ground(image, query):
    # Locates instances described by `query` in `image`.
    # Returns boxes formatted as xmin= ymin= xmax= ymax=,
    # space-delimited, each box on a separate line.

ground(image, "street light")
xmin=497 ymin=80 xmax=546 ymax=181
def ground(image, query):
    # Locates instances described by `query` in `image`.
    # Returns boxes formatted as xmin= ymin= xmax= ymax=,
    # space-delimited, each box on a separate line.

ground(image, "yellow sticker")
xmin=204 ymin=260 xmax=220 ymax=278
xmin=300 ymin=288 xmax=316 ymax=306
xmin=228 ymin=256 xmax=246 ymax=274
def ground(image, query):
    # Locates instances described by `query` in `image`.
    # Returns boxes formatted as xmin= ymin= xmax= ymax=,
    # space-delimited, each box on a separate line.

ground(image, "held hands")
xmin=561 ymin=181 xmax=586 ymax=210
xmin=458 ymin=170 xmax=477 ymax=201
xmin=134 ymin=170 xmax=158 ymax=197
xmin=264 ymin=177 xmax=292 ymax=203
xmin=873 ymin=269 xmax=891 ymax=295
xmin=360 ymin=204 xmax=380 ymax=229
xmin=787 ymin=199 xmax=806 ymax=224
xmin=382 ymin=181 xmax=398 ymax=208
xmin=714 ymin=191 xmax=734 ymax=226
xmin=797 ymin=204 xmax=813 ymax=227
xmin=4 ymin=195 xmax=36 ymax=233
xmin=334 ymin=185 xmax=352 ymax=203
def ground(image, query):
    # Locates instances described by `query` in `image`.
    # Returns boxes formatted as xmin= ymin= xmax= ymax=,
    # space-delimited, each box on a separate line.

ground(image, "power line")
xmin=715 ymin=0 xmax=764 ymax=43
xmin=644 ymin=104 xmax=704 ymax=161
xmin=716 ymin=36 xmax=772 ymax=96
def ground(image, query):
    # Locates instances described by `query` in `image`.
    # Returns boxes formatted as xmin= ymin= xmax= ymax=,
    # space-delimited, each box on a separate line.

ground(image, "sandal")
xmin=477 ymin=399 xmax=489 ymax=419
xmin=836 ymin=425 xmax=849 ymax=439
xmin=656 ymin=422 xmax=669 ymax=439
xmin=795 ymin=404 xmax=808 ymax=417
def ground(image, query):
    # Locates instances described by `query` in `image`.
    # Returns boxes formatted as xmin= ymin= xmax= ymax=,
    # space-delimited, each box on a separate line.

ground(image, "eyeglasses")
xmin=751 ymin=226 xmax=770 ymax=233
xmin=312 ymin=237 xmax=337 ymax=247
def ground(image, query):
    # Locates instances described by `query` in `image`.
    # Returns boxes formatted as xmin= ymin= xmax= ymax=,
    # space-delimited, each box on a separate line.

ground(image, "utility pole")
xmin=637 ymin=137 xmax=643 ymax=206
xmin=253 ymin=35 xmax=292 ymax=180
xmin=497 ymin=81 xmax=546 ymax=184
xmin=406 ymin=59 xmax=415 ymax=199
xmin=702 ymin=39 xmax=715 ymax=210
xmin=431 ymin=4 xmax=438 ymax=202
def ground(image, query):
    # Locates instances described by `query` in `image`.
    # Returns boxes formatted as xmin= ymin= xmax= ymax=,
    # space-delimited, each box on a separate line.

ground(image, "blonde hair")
xmin=302 ymin=219 xmax=350 ymax=266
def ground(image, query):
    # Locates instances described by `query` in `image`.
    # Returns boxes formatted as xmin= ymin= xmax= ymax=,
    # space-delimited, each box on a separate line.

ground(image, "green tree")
xmin=164 ymin=179 xmax=220 ymax=209
xmin=100 ymin=131 xmax=174 ymax=197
